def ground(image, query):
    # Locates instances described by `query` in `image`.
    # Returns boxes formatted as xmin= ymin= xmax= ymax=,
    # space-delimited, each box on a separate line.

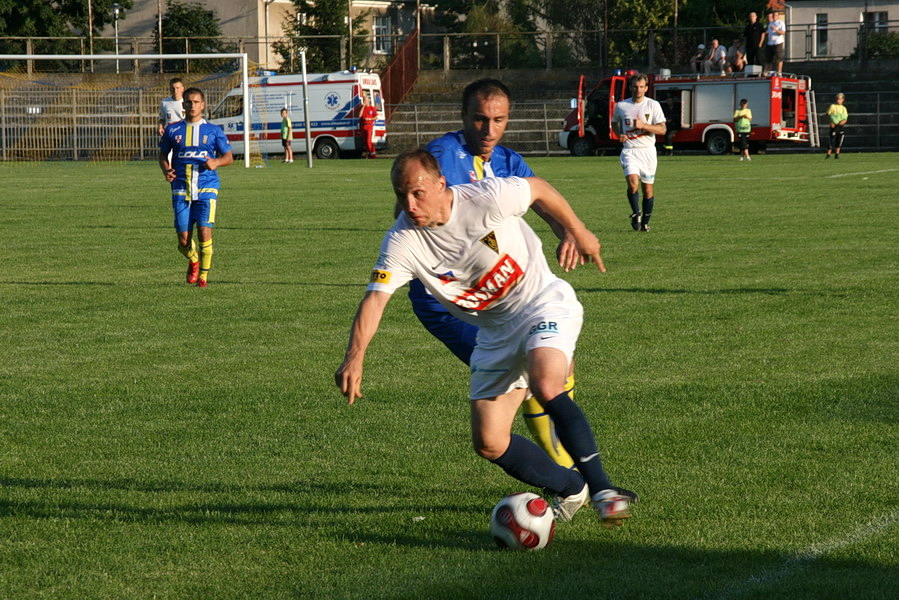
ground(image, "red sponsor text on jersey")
xmin=452 ymin=254 xmax=524 ymax=311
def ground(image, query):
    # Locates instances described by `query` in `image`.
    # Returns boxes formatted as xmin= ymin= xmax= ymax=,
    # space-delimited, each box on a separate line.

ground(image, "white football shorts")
xmin=620 ymin=146 xmax=658 ymax=184
xmin=469 ymin=279 xmax=583 ymax=400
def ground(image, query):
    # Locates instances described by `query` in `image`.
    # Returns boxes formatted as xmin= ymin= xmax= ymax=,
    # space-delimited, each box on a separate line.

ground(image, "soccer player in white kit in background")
xmin=612 ymin=73 xmax=667 ymax=232
xmin=158 ymin=77 xmax=185 ymax=136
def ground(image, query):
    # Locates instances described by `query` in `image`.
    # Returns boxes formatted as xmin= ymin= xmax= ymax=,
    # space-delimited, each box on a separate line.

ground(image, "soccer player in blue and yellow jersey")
xmin=159 ymin=87 xmax=233 ymax=288
xmin=408 ymin=79 xmax=588 ymax=474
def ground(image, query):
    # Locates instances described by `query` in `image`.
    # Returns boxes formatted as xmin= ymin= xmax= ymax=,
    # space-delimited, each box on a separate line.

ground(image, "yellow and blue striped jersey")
xmin=160 ymin=119 xmax=232 ymax=198
xmin=425 ymin=131 xmax=534 ymax=184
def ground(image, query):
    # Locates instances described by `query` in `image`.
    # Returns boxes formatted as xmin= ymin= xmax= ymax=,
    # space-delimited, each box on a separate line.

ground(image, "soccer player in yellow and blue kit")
xmin=411 ymin=79 xmax=588 ymax=473
xmin=159 ymin=87 xmax=233 ymax=287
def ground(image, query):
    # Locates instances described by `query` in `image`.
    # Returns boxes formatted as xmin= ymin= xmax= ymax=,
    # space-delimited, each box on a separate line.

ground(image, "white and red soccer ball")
xmin=489 ymin=492 xmax=556 ymax=550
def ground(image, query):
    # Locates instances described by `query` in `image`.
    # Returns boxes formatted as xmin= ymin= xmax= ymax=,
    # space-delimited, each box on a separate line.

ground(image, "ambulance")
xmin=559 ymin=68 xmax=816 ymax=155
xmin=209 ymin=70 xmax=386 ymax=159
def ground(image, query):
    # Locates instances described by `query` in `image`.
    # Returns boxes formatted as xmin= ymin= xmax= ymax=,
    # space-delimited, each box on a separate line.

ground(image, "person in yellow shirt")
xmin=825 ymin=93 xmax=848 ymax=159
xmin=733 ymin=98 xmax=752 ymax=161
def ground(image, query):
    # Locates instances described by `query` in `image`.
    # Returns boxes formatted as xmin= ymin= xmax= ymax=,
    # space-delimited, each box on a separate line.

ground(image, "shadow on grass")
xmin=0 ymin=476 xmax=486 ymax=526
xmin=352 ymin=535 xmax=899 ymax=600
xmin=580 ymin=286 xmax=810 ymax=296
xmin=2 ymin=476 xmax=896 ymax=598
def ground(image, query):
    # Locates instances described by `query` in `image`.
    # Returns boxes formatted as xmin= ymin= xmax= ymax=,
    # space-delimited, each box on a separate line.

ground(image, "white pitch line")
xmin=826 ymin=168 xmax=899 ymax=178
xmin=709 ymin=509 xmax=899 ymax=600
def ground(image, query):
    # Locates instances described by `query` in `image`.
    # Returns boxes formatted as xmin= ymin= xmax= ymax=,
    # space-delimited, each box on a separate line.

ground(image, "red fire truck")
xmin=559 ymin=69 xmax=817 ymax=155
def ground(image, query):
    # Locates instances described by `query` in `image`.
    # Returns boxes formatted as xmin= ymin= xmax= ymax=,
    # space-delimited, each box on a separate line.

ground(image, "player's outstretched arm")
xmin=525 ymin=177 xmax=606 ymax=272
xmin=335 ymin=290 xmax=391 ymax=405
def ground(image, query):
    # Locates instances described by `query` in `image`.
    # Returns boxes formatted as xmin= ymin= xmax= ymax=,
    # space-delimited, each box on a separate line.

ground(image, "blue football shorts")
xmin=171 ymin=188 xmax=218 ymax=232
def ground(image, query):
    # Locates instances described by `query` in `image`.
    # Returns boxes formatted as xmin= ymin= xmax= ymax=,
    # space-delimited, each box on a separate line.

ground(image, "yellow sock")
xmin=522 ymin=375 xmax=576 ymax=469
xmin=178 ymin=239 xmax=198 ymax=262
xmin=199 ymin=239 xmax=213 ymax=281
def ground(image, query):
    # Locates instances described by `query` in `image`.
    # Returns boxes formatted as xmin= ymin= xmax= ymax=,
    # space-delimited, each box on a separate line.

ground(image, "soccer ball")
xmin=489 ymin=492 xmax=556 ymax=551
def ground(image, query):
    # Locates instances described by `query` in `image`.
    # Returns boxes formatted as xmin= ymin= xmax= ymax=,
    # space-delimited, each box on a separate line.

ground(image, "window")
xmin=863 ymin=11 xmax=888 ymax=32
xmin=815 ymin=14 xmax=828 ymax=57
xmin=373 ymin=15 xmax=392 ymax=54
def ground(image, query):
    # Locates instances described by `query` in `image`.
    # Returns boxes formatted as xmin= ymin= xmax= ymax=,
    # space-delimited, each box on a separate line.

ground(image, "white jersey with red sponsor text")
xmin=612 ymin=96 xmax=666 ymax=149
xmin=367 ymin=177 xmax=557 ymax=328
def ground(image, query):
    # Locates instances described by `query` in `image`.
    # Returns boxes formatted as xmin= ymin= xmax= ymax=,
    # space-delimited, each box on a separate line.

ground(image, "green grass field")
xmin=1 ymin=153 xmax=896 ymax=599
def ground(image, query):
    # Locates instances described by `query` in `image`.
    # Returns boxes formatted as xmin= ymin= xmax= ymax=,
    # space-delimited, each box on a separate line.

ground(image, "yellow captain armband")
xmin=370 ymin=269 xmax=391 ymax=284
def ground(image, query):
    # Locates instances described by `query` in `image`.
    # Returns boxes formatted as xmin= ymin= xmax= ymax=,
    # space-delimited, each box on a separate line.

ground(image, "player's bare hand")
xmin=556 ymin=232 xmax=582 ymax=272
xmin=163 ymin=168 xmax=175 ymax=182
xmin=335 ymin=361 xmax=364 ymax=405
xmin=205 ymin=157 xmax=220 ymax=170
xmin=572 ymin=228 xmax=606 ymax=273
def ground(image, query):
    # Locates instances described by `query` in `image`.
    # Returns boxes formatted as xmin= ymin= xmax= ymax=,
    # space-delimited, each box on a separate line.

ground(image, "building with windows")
xmin=105 ymin=0 xmax=427 ymax=70
xmin=785 ymin=1 xmax=897 ymax=59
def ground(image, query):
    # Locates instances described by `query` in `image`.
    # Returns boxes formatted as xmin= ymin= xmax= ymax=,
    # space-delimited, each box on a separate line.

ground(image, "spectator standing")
xmin=744 ymin=12 xmax=764 ymax=67
xmin=733 ymin=99 xmax=752 ymax=161
xmin=359 ymin=93 xmax=378 ymax=159
xmin=825 ymin=93 xmax=848 ymax=159
xmin=280 ymin=108 xmax=294 ymax=164
xmin=762 ymin=10 xmax=786 ymax=75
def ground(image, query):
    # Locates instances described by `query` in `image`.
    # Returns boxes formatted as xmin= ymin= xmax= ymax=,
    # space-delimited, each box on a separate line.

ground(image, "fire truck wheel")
xmin=705 ymin=131 xmax=731 ymax=155
xmin=315 ymin=138 xmax=340 ymax=159
xmin=570 ymin=136 xmax=596 ymax=157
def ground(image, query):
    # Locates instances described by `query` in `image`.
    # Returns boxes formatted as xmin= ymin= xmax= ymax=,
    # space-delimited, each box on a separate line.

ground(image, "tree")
xmin=0 ymin=0 xmax=136 ymax=71
xmin=274 ymin=0 xmax=369 ymax=73
xmin=154 ymin=0 xmax=234 ymax=73
xmin=458 ymin=3 xmax=544 ymax=68
xmin=0 ymin=0 xmax=133 ymax=53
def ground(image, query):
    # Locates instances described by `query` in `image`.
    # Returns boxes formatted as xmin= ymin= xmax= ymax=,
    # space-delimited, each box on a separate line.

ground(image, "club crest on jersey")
xmin=175 ymin=135 xmax=183 ymax=144
xmin=437 ymin=271 xmax=457 ymax=283
xmin=203 ymin=135 xmax=208 ymax=144
xmin=480 ymin=231 xmax=499 ymax=253
xmin=624 ymin=118 xmax=632 ymax=127
xmin=452 ymin=254 xmax=523 ymax=311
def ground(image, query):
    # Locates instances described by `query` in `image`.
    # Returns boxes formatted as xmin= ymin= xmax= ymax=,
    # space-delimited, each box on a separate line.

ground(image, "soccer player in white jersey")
xmin=612 ymin=73 xmax=667 ymax=232
xmin=158 ymin=77 xmax=185 ymax=136
xmin=335 ymin=149 xmax=636 ymax=527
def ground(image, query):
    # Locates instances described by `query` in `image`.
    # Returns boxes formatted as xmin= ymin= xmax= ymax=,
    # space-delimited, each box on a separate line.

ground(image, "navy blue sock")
xmin=627 ymin=191 xmax=640 ymax=215
xmin=491 ymin=434 xmax=584 ymax=497
xmin=642 ymin=196 xmax=654 ymax=226
xmin=543 ymin=391 xmax=613 ymax=494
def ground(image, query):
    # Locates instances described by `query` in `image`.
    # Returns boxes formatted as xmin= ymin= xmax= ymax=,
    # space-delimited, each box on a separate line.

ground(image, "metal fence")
xmin=2 ymin=86 xmax=894 ymax=162
xmin=2 ymin=21 xmax=897 ymax=74
xmin=387 ymin=95 xmax=899 ymax=157
xmin=0 ymin=82 xmax=233 ymax=161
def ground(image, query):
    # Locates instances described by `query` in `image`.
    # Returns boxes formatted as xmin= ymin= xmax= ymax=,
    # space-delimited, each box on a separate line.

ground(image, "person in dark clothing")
xmin=744 ymin=11 xmax=764 ymax=67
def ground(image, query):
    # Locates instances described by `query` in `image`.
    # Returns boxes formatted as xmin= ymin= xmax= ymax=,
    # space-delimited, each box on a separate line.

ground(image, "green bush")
xmin=866 ymin=31 xmax=899 ymax=58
